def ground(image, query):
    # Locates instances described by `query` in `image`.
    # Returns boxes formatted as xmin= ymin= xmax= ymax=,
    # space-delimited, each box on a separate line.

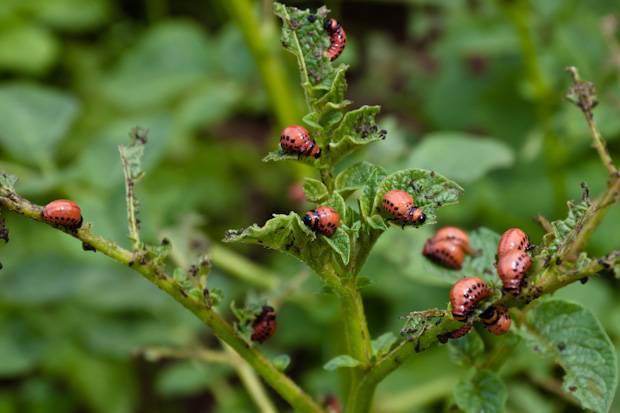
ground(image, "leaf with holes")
xmin=541 ymin=199 xmax=591 ymax=257
xmin=328 ymin=106 xmax=386 ymax=165
xmin=518 ymin=300 xmax=617 ymax=413
xmin=370 ymin=168 xmax=463 ymax=227
xmin=273 ymin=3 xmax=335 ymax=90
xmin=454 ymin=370 xmax=507 ymax=413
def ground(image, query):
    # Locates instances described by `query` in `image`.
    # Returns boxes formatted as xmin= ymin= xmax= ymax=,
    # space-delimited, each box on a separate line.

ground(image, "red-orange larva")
xmin=438 ymin=323 xmax=473 ymax=343
xmin=497 ymin=228 xmax=530 ymax=257
xmin=382 ymin=189 xmax=426 ymax=225
xmin=303 ymin=206 xmax=340 ymax=237
xmin=480 ymin=305 xmax=512 ymax=335
xmin=280 ymin=125 xmax=321 ymax=158
xmin=324 ymin=18 xmax=346 ymax=61
xmin=433 ymin=226 xmax=475 ymax=255
xmin=42 ymin=199 xmax=83 ymax=229
xmin=422 ymin=239 xmax=465 ymax=269
xmin=450 ymin=277 xmax=491 ymax=321
xmin=251 ymin=306 xmax=277 ymax=343
xmin=496 ymin=249 xmax=532 ymax=293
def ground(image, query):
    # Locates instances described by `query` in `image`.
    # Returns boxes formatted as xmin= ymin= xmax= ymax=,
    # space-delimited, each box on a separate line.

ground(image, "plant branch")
xmin=0 ymin=191 xmax=323 ymax=413
xmin=210 ymin=243 xmax=281 ymax=290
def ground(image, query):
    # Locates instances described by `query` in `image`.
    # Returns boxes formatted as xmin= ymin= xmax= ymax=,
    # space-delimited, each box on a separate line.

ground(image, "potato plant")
xmin=0 ymin=3 xmax=618 ymax=413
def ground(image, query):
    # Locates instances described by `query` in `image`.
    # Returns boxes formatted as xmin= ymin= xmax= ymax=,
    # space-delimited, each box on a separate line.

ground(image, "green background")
xmin=0 ymin=0 xmax=618 ymax=412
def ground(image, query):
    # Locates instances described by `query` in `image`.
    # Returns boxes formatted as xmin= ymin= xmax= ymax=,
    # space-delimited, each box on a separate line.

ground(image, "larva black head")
xmin=303 ymin=213 xmax=313 ymax=226
xmin=307 ymin=14 xmax=317 ymax=23
xmin=324 ymin=18 xmax=339 ymax=33
xmin=314 ymin=147 xmax=322 ymax=159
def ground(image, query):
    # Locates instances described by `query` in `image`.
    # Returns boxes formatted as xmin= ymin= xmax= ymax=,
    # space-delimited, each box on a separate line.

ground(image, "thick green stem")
xmin=0 ymin=193 xmax=323 ymax=413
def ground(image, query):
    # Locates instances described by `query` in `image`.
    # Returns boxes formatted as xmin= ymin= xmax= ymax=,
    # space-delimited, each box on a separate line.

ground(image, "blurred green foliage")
xmin=0 ymin=0 xmax=619 ymax=412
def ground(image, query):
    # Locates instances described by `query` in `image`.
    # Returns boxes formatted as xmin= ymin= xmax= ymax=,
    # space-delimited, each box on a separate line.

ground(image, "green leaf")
xmin=262 ymin=149 xmax=318 ymax=166
xmin=272 ymin=354 xmax=291 ymax=371
xmin=156 ymin=360 xmax=230 ymax=398
xmin=322 ymin=227 xmax=350 ymax=266
xmin=0 ymin=23 xmax=58 ymax=74
xmin=519 ymin=300 xmax=617 ymax=413
xmin=542 ymin=198 xmax=591 ymax=258
xmin=335 ymin=161 xmax=385 ymax=197
xmin=323 ymin=355 xmax=360 ymax=371
xmin=0 ymin=83 xmax=79 ymax=166
xmin=359 ymin=167 xmax=387 ymax=220
xmin=102 ymin=21 xmax=213 ymax=110
xmin=371 ymin=332 xmax=397 ymax=358
xmin=314 ymin=64 xmax=351 ymax=111
xmin=370 ymin=168 xmax=464 ymax=227
xmin=303 ymin=178 xmax=328 ymax=202
xmin=0 ymin=319 xmax=41 ymax=377
xmin=0 ymin=172 xmax=17 ymax=194
xmin=28 ymin=0 xmax=110 ymax=32
xmin=328 ymin=105 xmax=386 ymax=165
xmin=448 ymin=329 xmax=484 ymax=367
xmin=454 ymin=370 xmax=507 ymax=413
xmin=407 ymin=132 xmax=514 ymax=183
xmin=273 ymin=3 xmax=335 ymax=89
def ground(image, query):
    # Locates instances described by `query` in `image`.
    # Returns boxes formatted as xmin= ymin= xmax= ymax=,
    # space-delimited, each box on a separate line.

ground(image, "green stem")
xmin=219 ymin=0 xmax=303 ymax=126
xmin=505 ymin=0 xmax=567 ymax=214
xmin=210 ymin=243 xmax=281 ymax=290
xmin=0 ymin=193 xmax=323 ymax=413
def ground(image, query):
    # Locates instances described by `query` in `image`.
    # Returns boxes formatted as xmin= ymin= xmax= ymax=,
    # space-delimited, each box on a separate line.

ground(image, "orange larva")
xmin=280 ymin=125 xmax=321 ymax=158
xmin=42 ymin=199 xmax=83 ymax=229
xmin=496 ymin=249 xmax=532 ymax=293
xmin=422 ymin=238 xmax=465 ymax=269
xmin=497 ymin=228 xmax=530 ymax=257
xmin=480 ymin=305 xmax=512 ymax=335
xmin=324 ymin=18 xmax=346 ymax=61
xmin=382 ymin=189 xmax=426 ymax=225
xmin=433 ymin=226 xmax=475 ymax=255
xmin=450 ymin=277 xmax=491 ymax=321
xmin=303 ymin=206 xmax=340 ymax=237
xmin=251 ymin=306 xmax=277 ymax=343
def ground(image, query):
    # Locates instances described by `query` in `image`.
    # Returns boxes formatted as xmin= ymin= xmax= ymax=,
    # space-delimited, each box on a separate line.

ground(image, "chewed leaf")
xmin=262 ymin=149 xmax=319 ymax=165
xmin=303 ymin=178 xmax=328 ymax=202
xmin=225 ymin=213 xmax=348 ymax=273
xmin=335 ymin=161 xmax=386 ymax=196
xmin=541 ymin=198 xmax=591 ymax=257
xmin=327 ymin=106 xmax=385 ymax=164
xmin=0 ymin=172 xmax=17 ymax=194
xmin=519 ymin=300 xmax=617 ymax=413
xmin=314 ymin=64 xmax=350 ymax=111
xmin=273 ymin=3 xmax=335 ymax=89
xmin=370 ymin=168 xmax=464 ymax=227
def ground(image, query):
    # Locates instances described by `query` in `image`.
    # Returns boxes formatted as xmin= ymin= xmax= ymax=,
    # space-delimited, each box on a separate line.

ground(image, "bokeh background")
xmin=0 ymin=0 xmax=619 ymax=412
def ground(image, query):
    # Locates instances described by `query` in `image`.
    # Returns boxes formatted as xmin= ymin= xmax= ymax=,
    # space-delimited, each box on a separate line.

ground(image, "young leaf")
xmin=272 ymin=354 xmax=291 ymax=372
xmin=262 ymin=150 xmax=319 ymax=165
xmin=454 ymin=370 xmax=507 ymax=413
xmin=335 ymin=161 xmax=386 ymax=196
xmin=273 ymin=3 xmax=334 ymax=90
xmin=519 ymin=300 xmax=617 ymax=413
xmin=370 ymin=168 xmax=464 ymax=227
xmin=303 ymin=178 xmax=328 ymax=202
xmin=327 ymin=106 xmax=386 ymax=165
xmin=314 ymin=64 xmax=350 ymax=112
xmin=448 ymin=329 xmax=484 ymax=367
xmin=323 ymin=227 xmax=350 ymax=266
xmin=0 ymin=172 xmax=17 ymax=195
xmin=323 ymin=355 xmax=360 ymax=371
xmin=359 ymin=167 xmax=388 ymax=219
xmin=371 ymin=332 xmax=397 ymax=358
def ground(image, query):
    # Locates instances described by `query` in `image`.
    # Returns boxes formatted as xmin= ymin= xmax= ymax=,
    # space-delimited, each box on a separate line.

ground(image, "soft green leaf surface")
xmin=272 ymin=354 xmax=291 ymax=371
xmin=448 ymin=329 xmax=484 ymax=367
xmin=328 ymin=105 xmax=385 ymax=165
xmin=0 ymin=83 xmax=78 ymax=165
xmin=0 ymin=24 xmax=58 ymax=74
xmin=407 ymin=132 xmax=514 ymax=183
xmin=371 ymin=332 xmax=397 ymax=358
xmin=370 ymin=168 xmax=464 ymax=227
xmin=520 ymin=300 xmax=617 ymax=413
xmin=303 ymin=178 xmax=328 ymax=202
xmin=335 ymin=161 xmax=386 ymax=196
xmin=454 ymin=370 xmax=507 ymax=413
xmin=323 ymin=355 xmax=360 ymax=371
